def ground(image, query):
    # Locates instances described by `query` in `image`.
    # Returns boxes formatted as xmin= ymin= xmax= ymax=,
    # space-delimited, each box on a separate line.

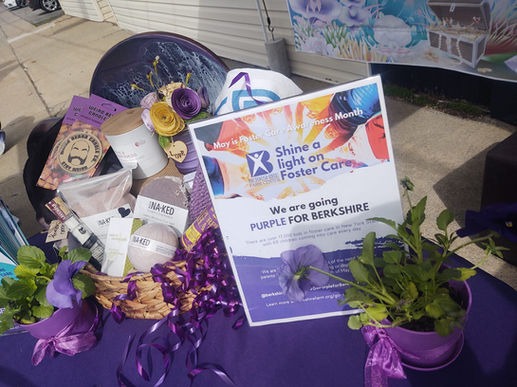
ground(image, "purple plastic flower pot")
xmin=384 ymin=280 xmax=472 ymax=370
xmin=22 ymin=300 xmax=97 ymax=340
xmin=173 ymin=129 xmax=199 ymax=175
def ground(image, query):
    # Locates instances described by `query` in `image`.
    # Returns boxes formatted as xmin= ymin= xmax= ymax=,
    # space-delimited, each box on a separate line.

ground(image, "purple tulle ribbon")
xmin=31 ymin=306 xmax=99 ymax=366
xmin=116 ymin=227 xmax=243 ymax=386
xmin=361 ymin=326 xmax=406 ymax=387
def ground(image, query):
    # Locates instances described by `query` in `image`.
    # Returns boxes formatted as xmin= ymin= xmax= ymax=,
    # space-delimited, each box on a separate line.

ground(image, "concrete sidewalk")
xmin=1 ymin=6 xmax=516 ymax=289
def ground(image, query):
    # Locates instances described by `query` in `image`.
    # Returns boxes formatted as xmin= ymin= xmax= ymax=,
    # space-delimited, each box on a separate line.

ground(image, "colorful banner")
xmin=287 ymin=0 xmax=517 ymax=82
xmin=190 ymin=76 xmax=403 ymax=326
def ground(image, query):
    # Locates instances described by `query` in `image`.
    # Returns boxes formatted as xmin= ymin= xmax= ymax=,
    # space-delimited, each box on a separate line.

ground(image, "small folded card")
xmin=102 ymin=217 xmax=144 ymax=277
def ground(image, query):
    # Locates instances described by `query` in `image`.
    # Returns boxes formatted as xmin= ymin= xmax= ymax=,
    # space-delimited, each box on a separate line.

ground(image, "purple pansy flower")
xmin=46 ymin=260 xmax=88 ymax=309
xmin=457 ymin=203 xmax=517 ymax=243
xmin=170 ymin=87 xmax=202 ymax=120
xmin=278 ymin=245 xmax=329 ymax=302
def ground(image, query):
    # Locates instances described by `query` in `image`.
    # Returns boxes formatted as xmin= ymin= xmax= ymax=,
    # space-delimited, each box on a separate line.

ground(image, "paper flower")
xmin=46 ymin=260 xmax=88 ymax=309
xmin=149 ymin=101 xmax=185 ymax=137
xmin=158 ymin=81 xmax=184 ymax=101
xmin=197 ymin=86 xmax=210 ymax=109
xmin=278 ymin=245 xmax=330 ymax=302
xmin=457 ymin=203 xmax=517 ymax=243
xmin=170 ymin=87 xmax=202 ymax=120
xmin=140 ymin=91 xmax=159 ymax=110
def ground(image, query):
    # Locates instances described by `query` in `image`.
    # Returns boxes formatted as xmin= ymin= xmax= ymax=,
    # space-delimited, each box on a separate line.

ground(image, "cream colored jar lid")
xmin=101 ymin=107 xmax=145 ymax=136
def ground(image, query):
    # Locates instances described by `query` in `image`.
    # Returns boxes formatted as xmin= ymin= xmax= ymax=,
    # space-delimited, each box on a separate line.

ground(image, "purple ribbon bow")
xmin=361 ymin=326 xmax=406 ymax=387
xmin=31 ymin=307 xmax=99 ymax=366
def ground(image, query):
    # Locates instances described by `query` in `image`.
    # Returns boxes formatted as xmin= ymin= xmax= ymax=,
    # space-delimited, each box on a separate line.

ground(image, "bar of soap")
xmin=133 ymin=175 xmax=190 ymax=235
xmin=127 ymin=222 xmax=178 ymax=272
xmin=139 ymin=175 xmax=188 ymax=209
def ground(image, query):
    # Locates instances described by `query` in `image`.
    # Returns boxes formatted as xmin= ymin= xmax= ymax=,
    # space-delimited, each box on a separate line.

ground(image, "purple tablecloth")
xmin=1 ymin=255 xmax=516 ymax=387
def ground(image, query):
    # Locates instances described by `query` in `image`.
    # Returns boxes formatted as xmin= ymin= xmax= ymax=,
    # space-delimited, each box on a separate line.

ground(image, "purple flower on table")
xmin=46 ymin=260 xmax=88 ymax=309
xmin=457 ymin=203 xmax=517 ymax=243
xmin=170 ymin=87 xmax=202 ymax=120
xmin=278 ymin=245 xmax=329 ymax=302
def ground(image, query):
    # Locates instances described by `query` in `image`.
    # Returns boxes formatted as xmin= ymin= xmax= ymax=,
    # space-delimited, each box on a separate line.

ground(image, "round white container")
xmin=101 ymin=107 xmax=168 ymax=179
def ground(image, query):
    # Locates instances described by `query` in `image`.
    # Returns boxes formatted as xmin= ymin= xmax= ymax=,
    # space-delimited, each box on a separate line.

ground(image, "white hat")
xmin=213 ymin=68 xmax=302 ymax=115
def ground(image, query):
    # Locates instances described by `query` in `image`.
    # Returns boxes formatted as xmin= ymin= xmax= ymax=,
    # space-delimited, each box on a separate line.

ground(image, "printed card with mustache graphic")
xmin=37 ymin=95 xmax=126 ymax=190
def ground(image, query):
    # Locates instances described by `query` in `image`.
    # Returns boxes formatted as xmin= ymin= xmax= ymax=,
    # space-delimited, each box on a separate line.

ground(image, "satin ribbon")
xmin=229 ymin=72 xmax=267 ymax=106
xmin=116 ymin=228 xmax=241 ymax=386
xmin=31 ymin=305 xmax=99 ymax=366
xmin=361 ymin=326 xmax=406 ymax=387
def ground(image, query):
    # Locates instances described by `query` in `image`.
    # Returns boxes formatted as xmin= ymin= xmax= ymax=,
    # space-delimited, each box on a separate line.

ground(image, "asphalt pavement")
xmin=0 ymin=5 xmax=516 ymax=289
xmin=6 ymin=2 xmax=63 ymax=26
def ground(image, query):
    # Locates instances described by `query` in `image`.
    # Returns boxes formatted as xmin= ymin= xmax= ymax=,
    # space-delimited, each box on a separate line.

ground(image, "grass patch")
xmin=383 ymin=83 xmax=490 ymax=119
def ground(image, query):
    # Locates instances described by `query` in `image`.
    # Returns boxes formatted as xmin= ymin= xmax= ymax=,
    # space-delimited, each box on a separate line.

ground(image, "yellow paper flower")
xmin=158 ymin=82 xmax=184 ymax=104
xmin=149 ymin=102 xmax=185 ymax=136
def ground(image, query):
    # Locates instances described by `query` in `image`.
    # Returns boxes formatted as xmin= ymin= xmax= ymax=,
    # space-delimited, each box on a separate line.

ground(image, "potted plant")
xmin=307 ymin=177 xmax=503 ymax=373
xmin=0 ymin=245 xmax=98 ymax=365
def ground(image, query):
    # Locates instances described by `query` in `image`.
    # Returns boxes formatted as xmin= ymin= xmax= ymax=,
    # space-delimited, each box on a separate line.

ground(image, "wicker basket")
xmin=82 ymin=261 xmax=198 ymax=320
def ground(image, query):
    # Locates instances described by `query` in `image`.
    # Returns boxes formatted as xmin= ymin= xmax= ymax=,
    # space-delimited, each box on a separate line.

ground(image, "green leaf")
xmin=437 ymin=267 xmax=476 ymax=282
xmin=72 ymin=274 xmax=96 ymax=299
xmin=16 ymin=246 xmax=46 ymax=269
xmin=32 ymin=304 xmax=55 ymax=320
xmin=344 ymin=287 xmax=371 ymax=304
xmin=158 ymin=135 xmax=171 ymax=148
xmin=0 ymin=307 xmax=16 ymax=334
xmin=436 ymin=268 xmax=459 ymax=282
xmin=1 ymin=276 xmax=15 ymax=288
xmin=410 ymin=196 xmax=427 ymax=226
xmin=434 ymin=233 xmax=448 ymax=247
xmin=404 ymin=264 xmax=428 ymax=282
xmin=187 ymin=111 xmax=210 ymax=123
xmin=368 ymin=217 xmax=398 ymax=231
xmin=66 ymin=247 xmax=91 ymax=263
xmin=347 ymin=314 xmax=363 ymax=330
xmin=5 ymin=279 xmax=37 ymax=300
xmin=434 ymin=318 xmax=454 ymax=336
xmin=34 ymin=287 xmax=49 ymax=305
xmin=348 ymin=260 xmax=371 ymax=284
xmin=425 ymin=301 xmax=444 ymax=319
xmin=401 ymin=281 xmax=418 ymax=301
xmin=436 ymin=209 xmax=454 ymax=231
xmin=364 ymin=304 xmax=388 ymax=322
xmin=358 ymin=232 xmax=376 ymax=265
xmin=13 ymin=264 xmax=40 ymax=279
xmin=455 ymin=268 xmax=477 ymax=281
xmin=382 ymin=264 xmax=402 ymax=279
xmin=382 ymin=250 xmax=402 ymax=264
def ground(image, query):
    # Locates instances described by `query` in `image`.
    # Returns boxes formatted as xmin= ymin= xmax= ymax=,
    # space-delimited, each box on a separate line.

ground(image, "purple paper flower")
xmin=278 ymin=245 xmax=329 ymax=302
xmin=46 ymin=260 xmax=88 ymax=309
xmin=457 ymin=203 xmax=517 ymax=243
xmin=140 ymin=91 xmax=159 ymax=109
xmin=196 ymin=86 xmax=210 ymax=109
xmin=170 ymin=87 xmax=202 ymax=120
xmin=140 ymin=108 xmax=155 ymax=132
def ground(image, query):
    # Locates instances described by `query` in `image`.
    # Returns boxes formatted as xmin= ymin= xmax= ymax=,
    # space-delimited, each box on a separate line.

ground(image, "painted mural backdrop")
xmin=287 ymin=0 xmax=517 ymax=82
